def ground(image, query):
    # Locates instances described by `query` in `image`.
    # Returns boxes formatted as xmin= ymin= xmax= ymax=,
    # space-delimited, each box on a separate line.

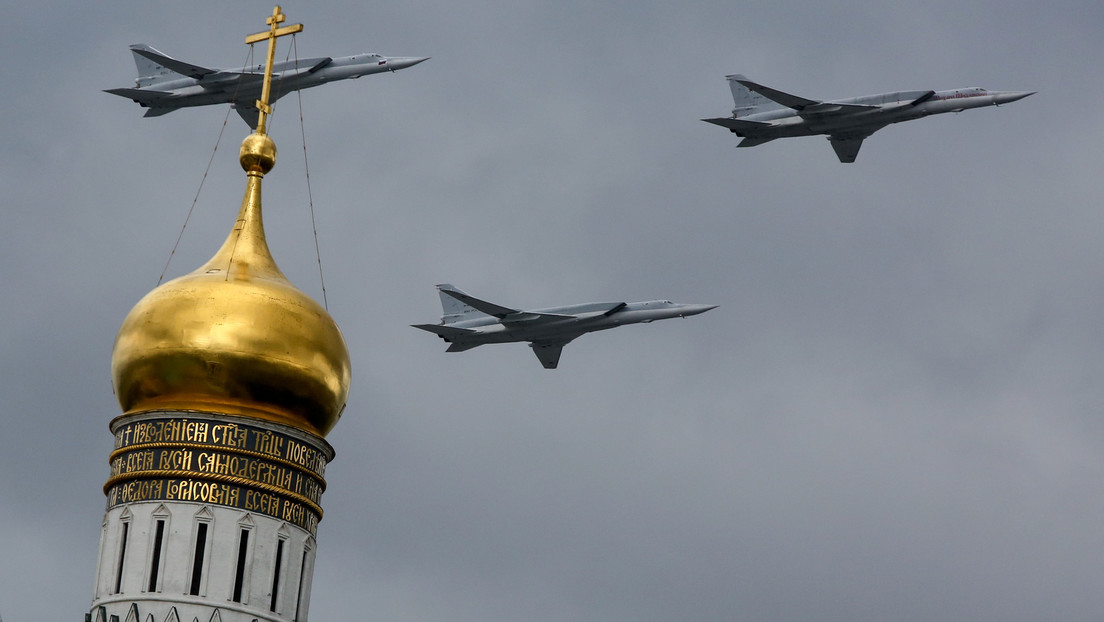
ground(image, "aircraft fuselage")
xmin=703 ymin=76 xmax=1033 ymax=162
xmin=445 ymin=301 xmax=716 ymax=345
xmin=133 ymin=55 xmax=425 ymax=109
xmin=735 ymin=88 xmax=1031 ymax=139
xmin=412 ymin=285 xmax=716 ymax=368
xmin=107 ymin=44 xmax=429 ymax=126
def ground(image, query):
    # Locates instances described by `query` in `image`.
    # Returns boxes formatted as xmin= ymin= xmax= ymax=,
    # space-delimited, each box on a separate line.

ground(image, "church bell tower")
xmin=88 ymin=9 xmax=351 ymax=622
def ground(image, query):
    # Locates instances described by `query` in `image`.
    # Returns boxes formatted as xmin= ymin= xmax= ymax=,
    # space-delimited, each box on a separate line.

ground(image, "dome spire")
xmin=95 ymin=9 xmax=352 ymax=622
xmin=111 ymin=6 xmax=350 ymax=437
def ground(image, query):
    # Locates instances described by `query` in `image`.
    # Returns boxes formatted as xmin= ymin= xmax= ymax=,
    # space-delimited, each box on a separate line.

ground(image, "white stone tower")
xmin=88 ymin=9 xmax=351 ymax=622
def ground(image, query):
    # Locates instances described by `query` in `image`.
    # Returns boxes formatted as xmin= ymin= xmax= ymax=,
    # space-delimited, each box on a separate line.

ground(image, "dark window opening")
xmin=270 ymin=539 xmax=285 ymax=612
xmin=148 ymin=519 xmax=165 ymax=592
xmin=232 ymin=529 xmax=249 ymax=603
xmin=294 ymin=549 xmax=308 ymax=621
xmin=114 ymin=522 xmax=130 ymax=594
xmin=189 ymin=522 xmax=208 ymax=595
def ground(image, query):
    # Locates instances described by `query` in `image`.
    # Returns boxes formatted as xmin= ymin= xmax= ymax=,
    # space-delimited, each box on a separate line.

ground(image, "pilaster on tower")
xmin=89 ymin=8 xmax=351 ymax=622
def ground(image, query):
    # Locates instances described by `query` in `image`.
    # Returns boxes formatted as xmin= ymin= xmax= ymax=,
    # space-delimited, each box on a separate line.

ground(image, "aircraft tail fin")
xmin=435 ymin=283 xmax=520 ymax=323
xmin=434 ymin=284 xmax=490 ymax=324
xmin=128 ymin=43 xmax=215 ymax=87
xmin=128 ymin=44 xmax=177 ymax=87
xmin=725 ymin=74 xmax=785 ymax=116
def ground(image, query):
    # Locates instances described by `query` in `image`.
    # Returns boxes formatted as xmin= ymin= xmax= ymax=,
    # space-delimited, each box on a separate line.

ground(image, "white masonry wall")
xmin=90 ymin=501 xmax=317 ymax=622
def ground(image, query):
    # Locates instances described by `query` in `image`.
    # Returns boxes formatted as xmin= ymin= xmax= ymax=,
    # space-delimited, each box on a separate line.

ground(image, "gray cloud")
xmin=2 ymin=1 xmax=1101 ymax=621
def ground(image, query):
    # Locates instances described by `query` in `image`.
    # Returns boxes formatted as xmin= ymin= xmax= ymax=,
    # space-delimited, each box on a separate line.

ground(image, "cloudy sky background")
xmin=3 ymin=1 xmax=1103 ymax=620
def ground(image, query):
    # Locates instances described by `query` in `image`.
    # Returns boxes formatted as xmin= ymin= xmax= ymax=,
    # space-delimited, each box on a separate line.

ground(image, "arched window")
xmin=231 ymin=514 xmax=255 ymax=604
xmin=147 ymin=505 xmax=171 ymax=593
xmin=113 ymin=508 xmax=133 ymax=594
xmin=188 ymin=507 xmax=214 ymax=596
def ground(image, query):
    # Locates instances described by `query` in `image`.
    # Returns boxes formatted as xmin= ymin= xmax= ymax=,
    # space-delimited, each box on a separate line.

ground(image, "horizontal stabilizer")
xmin=104 ymin=87 xmax=171 ymax=105
xmin=411 ymin=324 xmax=477 ymax=339
xmin=702 ymin=117 xmax=771 ymax=131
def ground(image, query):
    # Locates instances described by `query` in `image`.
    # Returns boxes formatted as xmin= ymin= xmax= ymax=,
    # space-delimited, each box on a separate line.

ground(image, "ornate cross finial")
xmin=244 ymin=5 xmax=303 ymax=135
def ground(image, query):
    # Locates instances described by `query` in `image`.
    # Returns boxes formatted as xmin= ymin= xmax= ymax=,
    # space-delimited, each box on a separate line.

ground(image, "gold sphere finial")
xmin=240 ymin=133 xmax=277 ymax=174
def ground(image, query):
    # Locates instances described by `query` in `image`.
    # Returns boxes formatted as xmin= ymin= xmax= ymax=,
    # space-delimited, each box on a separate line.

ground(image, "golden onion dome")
xmin=111 ymin=134 xmax=351 ymax=437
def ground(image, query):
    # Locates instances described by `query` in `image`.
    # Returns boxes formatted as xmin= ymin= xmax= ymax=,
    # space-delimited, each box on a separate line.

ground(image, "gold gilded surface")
xmin=112 ymin=161 xmax=351 ymax=437
xmin=239 ymin=133 xmax=276 ymax=173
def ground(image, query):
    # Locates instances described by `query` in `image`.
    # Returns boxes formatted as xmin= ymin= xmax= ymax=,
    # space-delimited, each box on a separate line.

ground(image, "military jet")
xmin=106 ymin=44 xmax=429 ymax=128
xmin=703 ymin=75 xmax=1033 ymax=163
xmin=412 ymin=284 xmax=717 ymax=369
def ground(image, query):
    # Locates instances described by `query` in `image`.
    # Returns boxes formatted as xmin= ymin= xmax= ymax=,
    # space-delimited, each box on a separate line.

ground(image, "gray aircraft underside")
xmin=703 ymin=75 xmax=1033 ymax=162
xmin=106 ymin=44 xmax=429 ymax=128
xmin=412 ymin=284 xmax=716 ymax=369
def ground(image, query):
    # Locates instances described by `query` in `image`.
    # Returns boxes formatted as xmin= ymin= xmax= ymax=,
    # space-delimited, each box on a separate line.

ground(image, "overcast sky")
xmin=3 ymin=1 xmax=1103 ymax=620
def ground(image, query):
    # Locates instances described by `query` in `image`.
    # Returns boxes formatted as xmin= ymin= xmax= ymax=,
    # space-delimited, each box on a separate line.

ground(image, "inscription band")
xmin=109 ymin=441 xmax=327 ymax=490
xmin=104 ymin=469 xmax=323 ymax=519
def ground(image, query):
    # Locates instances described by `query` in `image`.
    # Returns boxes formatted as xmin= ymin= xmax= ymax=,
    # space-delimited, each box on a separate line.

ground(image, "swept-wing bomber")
xmin=412 ymin=284 xmax=717 ymax=369
xmin=106 ymin=44 xmax=429 ymax=128
xmin=703 ymin=75 xmax=1033 ymax=162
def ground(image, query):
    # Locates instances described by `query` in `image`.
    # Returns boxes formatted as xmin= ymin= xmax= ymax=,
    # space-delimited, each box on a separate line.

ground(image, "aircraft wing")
xmin=131 ymin=44 xmax=216 ymax=79
xmin=143 ymin=107 xmax=176 ymax=118
xmin=603 ymin=302 xmax=628 ymax=316
xmin=233 ymin=103 xmax=261 ymax=130
xmin=734 ymin=77 xmax=876 ymax=117
xmin=828 ymin=136 xmax=867 ymax=164
xmin=529 ymin=340 xmax=575 ymax=369
xmin=305 ymin=57 xmax=334 ymax=73
xmin=798 ymin=102 xmax=877 ymax=117
xmin=199 ymin=71 xmax=266 ymax=87
xmin=827 ymin=125 xmax=886 ymax=163
xmin=439 ymin=287 xmax=518 ymax=318
xmin=911 ymin=90 xmax=936 ymax=105
xmin=737 ymin=137 xmax=776 ymax=148
xmin=501 ymin=311 xmax=575 ymax=325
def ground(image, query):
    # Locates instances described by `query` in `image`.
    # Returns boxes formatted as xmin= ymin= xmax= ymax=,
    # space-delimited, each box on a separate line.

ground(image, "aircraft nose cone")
xmin=386 ymin=56 xmax=431 ymax=71
xmin=997 ymin=90 xmax=1035 ymax=104
xmin=680 ymin=304 xmax=718 ymax=317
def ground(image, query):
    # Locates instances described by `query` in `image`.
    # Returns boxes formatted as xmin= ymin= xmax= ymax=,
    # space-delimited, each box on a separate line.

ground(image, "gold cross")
xmin=244 ymin=6 xmax=303 ymax=135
